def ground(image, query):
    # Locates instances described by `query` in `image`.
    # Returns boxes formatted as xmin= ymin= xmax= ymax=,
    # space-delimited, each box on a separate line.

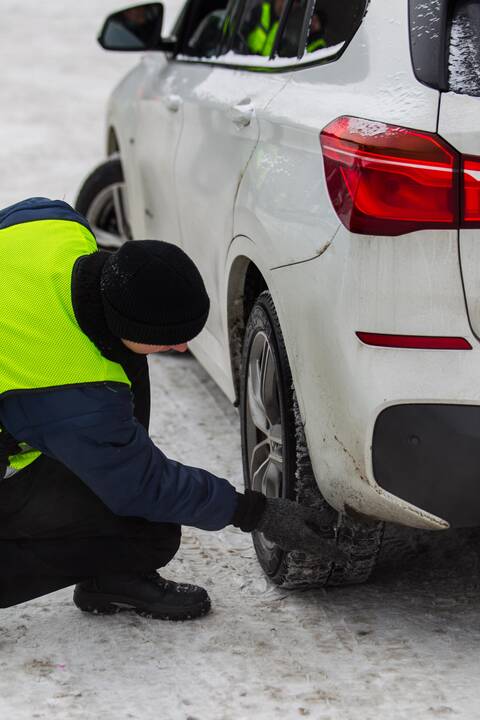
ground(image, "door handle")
xmin=165 ymin=94 xmax=182 ymax=113
xmin=230 ymin=100 xmax=255 ymax=128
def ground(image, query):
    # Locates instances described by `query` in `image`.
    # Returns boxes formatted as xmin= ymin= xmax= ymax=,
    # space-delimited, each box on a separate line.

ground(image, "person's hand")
xmin=256 ymin=497 xmax=346 ymax=560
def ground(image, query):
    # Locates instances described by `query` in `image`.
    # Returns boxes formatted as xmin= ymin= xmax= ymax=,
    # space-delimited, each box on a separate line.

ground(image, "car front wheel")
xmin=240 ymin=290 xmax=384 ymax=588
xmin=75 ymin=156 xmax=131 ymax=250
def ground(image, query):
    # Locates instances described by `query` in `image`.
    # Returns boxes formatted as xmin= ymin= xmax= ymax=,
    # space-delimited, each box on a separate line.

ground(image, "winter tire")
xmin=75 ymin=155 xmax=131 ymax=250
xmin=240 ymin=291 xmax=384 ymax=588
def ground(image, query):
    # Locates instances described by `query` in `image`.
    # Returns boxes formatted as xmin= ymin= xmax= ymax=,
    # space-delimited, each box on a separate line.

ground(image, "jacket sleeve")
xmin=0 ymin=384 xmax=239 ymax=531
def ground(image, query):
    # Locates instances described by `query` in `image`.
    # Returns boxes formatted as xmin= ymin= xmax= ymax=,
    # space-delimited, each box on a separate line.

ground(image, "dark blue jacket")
xmin=0 ymin=198 xmax=239 ymax=531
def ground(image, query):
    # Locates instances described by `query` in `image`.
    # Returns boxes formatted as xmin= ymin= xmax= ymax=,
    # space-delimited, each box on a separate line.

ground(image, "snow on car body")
xmin=78 ymin=0 xmax=480 ymax=586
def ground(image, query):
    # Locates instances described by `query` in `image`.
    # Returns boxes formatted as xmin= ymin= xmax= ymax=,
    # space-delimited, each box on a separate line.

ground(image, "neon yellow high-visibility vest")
xmin=247 ymin=2 xmax=279 ymax=57
xmin=0 ymin=218 xmax=130 ymax=471
xmin=307 ymin=36 xmax=326 ymax=53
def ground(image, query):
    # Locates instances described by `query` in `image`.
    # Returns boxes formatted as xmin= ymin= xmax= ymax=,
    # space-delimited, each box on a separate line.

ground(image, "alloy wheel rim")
xmin=86 ymin=182 xmax=131 ymax=249
xmin=245 ymin=331 xmax=284 ymax=554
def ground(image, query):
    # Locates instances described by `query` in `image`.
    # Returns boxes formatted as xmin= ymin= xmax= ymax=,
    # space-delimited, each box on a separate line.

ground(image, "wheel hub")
xmin=86 ymin=181 xmax=131 ymax=249
xmin=245 ymin=331 xmax=284 ymax=552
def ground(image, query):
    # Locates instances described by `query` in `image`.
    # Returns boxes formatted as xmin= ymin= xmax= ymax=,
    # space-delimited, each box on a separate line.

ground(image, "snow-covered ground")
xmin=2 ymin=2 xmax=480 ymax=719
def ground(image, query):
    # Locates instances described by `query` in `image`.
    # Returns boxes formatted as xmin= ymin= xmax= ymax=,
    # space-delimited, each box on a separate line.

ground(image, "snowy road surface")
xmin=2 ymin=2 xmax=480 ymax=719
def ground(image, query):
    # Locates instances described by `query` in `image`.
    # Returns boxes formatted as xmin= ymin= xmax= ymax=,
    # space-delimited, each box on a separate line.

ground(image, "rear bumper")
xmin=270 ymin=228 xmax=479 ymax=531
xmin=373 ymin=403 xmax=480 ymax=528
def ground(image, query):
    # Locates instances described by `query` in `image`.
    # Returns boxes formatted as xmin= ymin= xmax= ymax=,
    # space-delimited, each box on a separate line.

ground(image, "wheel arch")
xmin=227 ymin=256 xmax=268 ymax=404
xmin=106 ymin=127 xmax=121 ymax=157
xmin=232 ymin=262 xmax=386 ymax=588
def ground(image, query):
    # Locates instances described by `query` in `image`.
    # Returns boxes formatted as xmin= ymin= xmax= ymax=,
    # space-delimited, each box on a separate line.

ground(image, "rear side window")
xmin=282 ymin=0 xmax=368 ymax=61
xmin=309 ymin=0 xmax=366 ymax=50
xmin=449 ymin=0 xmax=480 ymax=96
xmin=276 ymin=0 xmax=328 ymax=59
xmin=276 ymin=0 xmax=308 ymax=58
xmin=305 ymin=2 xmax=328 ymax=54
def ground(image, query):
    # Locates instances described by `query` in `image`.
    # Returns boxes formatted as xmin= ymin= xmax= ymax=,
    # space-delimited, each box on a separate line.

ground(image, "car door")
xmin=169 ymin=0 xmax=290 ymax=384
xmin=132 ymin=12 xmax=187 ymax=245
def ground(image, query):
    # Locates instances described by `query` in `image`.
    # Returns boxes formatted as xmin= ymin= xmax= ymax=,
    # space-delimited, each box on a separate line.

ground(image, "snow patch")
xmin=410 ymin=0 xmax=442 ymax=41
xmin=346 ymin=117 xmax=388 ymax=138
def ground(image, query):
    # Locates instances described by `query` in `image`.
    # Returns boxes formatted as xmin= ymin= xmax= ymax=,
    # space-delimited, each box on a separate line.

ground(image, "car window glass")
xmin=305 ymin=1 xmax=328 ymax=54
xmin=177 ymin=0 xmax=368 ymax=65
xmin=276 ymin=0 xmax=309 ymax=58
xmin=181 ymin=0 xmax=230 ymax=57
xmin=302 ymin=0 xmax=366 ymax=56
xmin=215 ymin=0 xmax=246 ymax=56
xmin=172 ymin=1 xmax=190 ymax=38
xmin=233 ymin=0 xmax=288 ymax=57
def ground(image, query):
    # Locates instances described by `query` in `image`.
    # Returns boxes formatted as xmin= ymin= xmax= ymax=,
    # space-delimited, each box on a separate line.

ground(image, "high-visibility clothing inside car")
xmin=247 ymin=1 xmax=279 ymax=56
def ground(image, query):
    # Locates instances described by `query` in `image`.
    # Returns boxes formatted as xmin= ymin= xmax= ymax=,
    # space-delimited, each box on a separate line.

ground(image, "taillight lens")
xmin=320 ymin=117 xmax=459 ymax=236
xmin=462 ymin=156 xmax=480 ymax=226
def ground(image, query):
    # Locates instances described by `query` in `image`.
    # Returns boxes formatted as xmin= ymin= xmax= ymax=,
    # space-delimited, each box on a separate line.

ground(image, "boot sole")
xmin=73 ymin=589 xmax=211 ymax=621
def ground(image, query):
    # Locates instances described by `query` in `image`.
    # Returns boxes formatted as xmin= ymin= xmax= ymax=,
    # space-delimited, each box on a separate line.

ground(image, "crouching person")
xmin=0 ymin=198 xmax=340 ymax=620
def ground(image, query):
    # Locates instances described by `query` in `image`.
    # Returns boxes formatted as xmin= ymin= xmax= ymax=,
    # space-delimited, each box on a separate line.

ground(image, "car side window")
xmin=179 ymin=0 xmax=231 ymax=58
xmin=305 ymin=1 xmax=328 ymax=54
xmin=302 ymin=0 xmax=367 ymax=57
xmin=276 ymin=0 xmax=310 ymax=58
xmin=232 ymin=0 xmax=288 ymax=57
xmin=176 ymin=0 xmax=368 ymax=66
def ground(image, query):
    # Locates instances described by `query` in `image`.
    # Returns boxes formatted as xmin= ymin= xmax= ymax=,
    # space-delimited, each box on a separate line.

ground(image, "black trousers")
xmin=0 ymin=455 xmax=181 ymax=608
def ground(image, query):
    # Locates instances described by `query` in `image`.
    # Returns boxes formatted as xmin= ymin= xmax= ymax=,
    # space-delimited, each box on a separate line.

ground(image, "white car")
xmin=77 ymin=0 xmax=480 ymax=587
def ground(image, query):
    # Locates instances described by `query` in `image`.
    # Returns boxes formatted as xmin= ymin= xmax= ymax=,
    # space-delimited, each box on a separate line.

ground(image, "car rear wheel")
xmin=75 ymin=156 xmax=131 ymax=250
xmin=240 ymin=290 xmax=384 ymax=588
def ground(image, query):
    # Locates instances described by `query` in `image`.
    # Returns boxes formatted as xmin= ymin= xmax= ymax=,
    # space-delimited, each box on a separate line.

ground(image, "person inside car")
xmin=243 ymin=0 xmax=286 ymax=56
xmin=307 ymin=8 xmax=327 ymax=52
xmin=242 ymin=0 xmax=327 ymax=57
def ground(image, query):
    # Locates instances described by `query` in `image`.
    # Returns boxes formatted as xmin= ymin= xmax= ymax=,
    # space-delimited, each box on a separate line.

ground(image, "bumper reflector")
xmin=356 ymin=332 xmax=472 ymax=350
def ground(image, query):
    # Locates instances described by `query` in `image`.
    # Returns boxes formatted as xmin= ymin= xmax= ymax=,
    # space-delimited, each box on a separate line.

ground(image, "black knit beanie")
xmin=100 ymin=240 xmax=210 ymax=345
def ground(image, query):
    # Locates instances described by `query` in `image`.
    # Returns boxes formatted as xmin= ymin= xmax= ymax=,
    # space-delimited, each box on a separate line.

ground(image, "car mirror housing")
xmin=98 ymin=2 xmax=175 ymax=52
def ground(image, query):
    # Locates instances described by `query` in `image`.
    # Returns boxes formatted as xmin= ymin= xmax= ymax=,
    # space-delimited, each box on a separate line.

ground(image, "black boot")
xmin=73 ymin=571 xmax=211 ymax=620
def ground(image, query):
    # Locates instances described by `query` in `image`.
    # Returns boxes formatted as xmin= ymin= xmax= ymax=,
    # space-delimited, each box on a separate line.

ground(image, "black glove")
xmin=258 ymin=497 xmax=345 ymax=560
xmin=232 ymin=491 xmax=345 ymax=561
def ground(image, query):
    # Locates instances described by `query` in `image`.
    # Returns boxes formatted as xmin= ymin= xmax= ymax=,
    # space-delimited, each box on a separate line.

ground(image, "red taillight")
xmin=356 ymin=332 xmax=472 ymax=350
xmin=320 ymin=117 xmax=460 ymax=236
xmin=462 ymin=156 xmax=480 ymax=226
